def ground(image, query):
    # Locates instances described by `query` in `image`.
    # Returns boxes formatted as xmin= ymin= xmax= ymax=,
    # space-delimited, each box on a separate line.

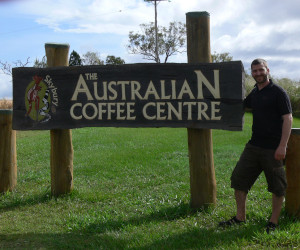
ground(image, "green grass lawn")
xmin=0 ymin=113 xmax=300 ymax=249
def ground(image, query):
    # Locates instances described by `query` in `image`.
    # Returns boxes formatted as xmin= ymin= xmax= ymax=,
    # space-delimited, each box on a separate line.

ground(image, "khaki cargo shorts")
xmin=231 ymin=143 xmax=287 ymax=197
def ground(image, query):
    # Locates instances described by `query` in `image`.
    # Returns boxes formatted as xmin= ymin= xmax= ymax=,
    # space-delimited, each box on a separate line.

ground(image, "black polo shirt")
xmin=244 ymin=79 xmax=292 ymax=149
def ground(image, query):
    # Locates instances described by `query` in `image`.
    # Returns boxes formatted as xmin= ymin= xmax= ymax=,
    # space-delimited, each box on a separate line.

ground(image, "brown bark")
xmin=45 ymin=43 xmax=74 ymax=196
xmin=0 ymin=110 xmax=17 ymax=193
xmin=286 ymin=129 xmax=300 ymax=218
xmin=186 ymin=12 xmax=216 ymax=208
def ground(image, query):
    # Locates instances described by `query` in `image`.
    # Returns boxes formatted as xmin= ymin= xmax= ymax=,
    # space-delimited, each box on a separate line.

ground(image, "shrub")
xmin=244 ymin=76 xmax=300 ymax=117
xmin=275 ymin=77 xmax=300 ymax=117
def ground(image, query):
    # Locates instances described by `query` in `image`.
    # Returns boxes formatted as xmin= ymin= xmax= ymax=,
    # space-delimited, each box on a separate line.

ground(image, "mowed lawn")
xmin=0 ymin=113 xmax=300 ymax=249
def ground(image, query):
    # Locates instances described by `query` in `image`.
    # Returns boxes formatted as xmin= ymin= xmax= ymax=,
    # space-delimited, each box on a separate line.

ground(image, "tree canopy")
xmin=211 ymin=52 xmax=233 ymax=63
xmin=127 ymin=22 xmax=186 ymax=63
xmin=32 ymin=50 xmax=125 ymax=68
xmin=106 ymin=55 xmax=125 ymax=65
xmin=69 ymin=50 xmax=82 ymax=66
xmin=82 ymin=51 xmax=104 ymax=65
xmin=33 ymin=56 xmax=47 ymax=68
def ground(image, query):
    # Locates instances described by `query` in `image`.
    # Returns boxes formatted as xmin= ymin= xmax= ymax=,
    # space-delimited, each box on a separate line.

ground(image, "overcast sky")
xmin=1 ymin=0 xmax=300 ymax=99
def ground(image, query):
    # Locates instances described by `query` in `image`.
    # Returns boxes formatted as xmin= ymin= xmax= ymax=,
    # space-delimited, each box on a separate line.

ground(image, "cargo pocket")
xmin=271 ymin=167 xmax=287 ymax=197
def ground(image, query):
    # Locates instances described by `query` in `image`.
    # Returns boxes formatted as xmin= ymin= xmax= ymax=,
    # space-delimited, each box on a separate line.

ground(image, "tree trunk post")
xmin=186 ymin=12 xmax=216 ymax=209
xmin=45 ymin=43 xmax=74 ymax=196
xmin=285 ymin=128 xmax=300 ymax=218
xmin=0 ymin=110 xmax=17 ymax=193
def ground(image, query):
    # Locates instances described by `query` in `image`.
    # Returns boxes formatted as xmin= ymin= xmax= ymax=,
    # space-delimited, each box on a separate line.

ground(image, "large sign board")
xmin=12 ymin=61 xmax=245 ymax=131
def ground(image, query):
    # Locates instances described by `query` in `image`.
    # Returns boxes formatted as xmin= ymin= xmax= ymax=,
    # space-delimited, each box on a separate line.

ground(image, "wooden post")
xmin=285 ymin=128 xmax=300 ymax=218
xmin=45 ymin=43 xmax=74 ymax=196
xmin=186 ymin=12 xmax=216 ymax=208
xmin=0 ymin=110 xmax=17 ymax=193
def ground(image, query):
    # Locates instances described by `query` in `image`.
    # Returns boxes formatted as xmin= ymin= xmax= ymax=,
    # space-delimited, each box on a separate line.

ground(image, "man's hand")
xmin=274 ymin=145 xmax=287 ymax=161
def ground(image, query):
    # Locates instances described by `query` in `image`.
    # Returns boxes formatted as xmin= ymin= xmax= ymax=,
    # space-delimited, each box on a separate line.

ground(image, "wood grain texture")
xmin=12 ymin=62 xmax=244 ymax=131
xmin=0 ymin=111 xmax=17 ymax=193
xmin=186 ymin=12 xmax=216 ymax=209
xmin=45 ymin=43 xmax=74 ymax=196
xmin=286 ymin=129 xmax=300 ymax=218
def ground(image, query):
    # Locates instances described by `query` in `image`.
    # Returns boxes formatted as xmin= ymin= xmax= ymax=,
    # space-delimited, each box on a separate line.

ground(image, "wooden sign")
xmin=12 ymin=61 xmax=245 ymax=131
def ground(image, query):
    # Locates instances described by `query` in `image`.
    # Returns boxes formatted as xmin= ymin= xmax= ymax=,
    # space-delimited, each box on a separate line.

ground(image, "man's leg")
xmin=261 ymin=148 xmax=286 ymax=231
xmin=219 ymin=144 xmax=260 ymax=227
xmin=269 ymin=194 xmax=284 ymax=224
xmin=231 ymin=144 xmax=261 ymax=222
xmin=218 ymin=189 xmax=247 ymax=226
xmin=266 ymin=194 xmax=284 ymax=233
xmin=235 ymin=189 xmax=247 ymax=221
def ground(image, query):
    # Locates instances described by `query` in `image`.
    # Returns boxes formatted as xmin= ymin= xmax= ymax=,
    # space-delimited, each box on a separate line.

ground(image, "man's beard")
xmin=254 ymin=74 xmax=268 ymax=84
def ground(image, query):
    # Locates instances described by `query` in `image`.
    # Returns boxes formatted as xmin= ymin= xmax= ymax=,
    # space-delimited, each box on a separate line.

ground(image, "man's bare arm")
xmin=274 ymin=113 xmax=293 ymax=160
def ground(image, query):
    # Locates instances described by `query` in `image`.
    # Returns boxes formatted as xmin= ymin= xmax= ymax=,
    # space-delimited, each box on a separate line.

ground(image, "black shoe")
xmin=266 ymin=222 xmax=277 ymax=234
xmin=218 ymin=216 xmax=245 ymax=227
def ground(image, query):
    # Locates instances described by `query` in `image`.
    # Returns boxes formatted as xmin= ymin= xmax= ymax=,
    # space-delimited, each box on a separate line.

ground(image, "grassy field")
xmin=0 ymin=112 xmax=300 ymax=249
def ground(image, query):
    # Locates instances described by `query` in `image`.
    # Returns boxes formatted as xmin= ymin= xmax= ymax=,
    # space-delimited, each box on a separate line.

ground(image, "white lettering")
xmin=71 ymin=74 xmax=93 ymax=101
xmin=197 ymin=102 xmax=210 ymax=120
xmin=160 ymin=80 xmax=171 ymax=99
xmin=131 ymin=81 xmax=144 ymax=100
xmin=143 ymin=102 xmax=156 ymax=120
xmin=157 ymin=102 xmax=167 ymax=120
xmin=183 ymin=102 xmax=196 ymax=120
xmin=167 ymin=102 xmax=182 ymax=120
xmin=195 ymin=70 xmax=220 ymax=99
xmin=117 ymin=81 xmax=130 ymax=101
xmin=108 ymin=81 xmax=117 ymax=100
xmin=82 ymin=103 xmax=97 ymax=120
xmin=144 ymin=81 xmax=160 ymax=100
xmin=178 ymin=79 xmax=195 ymax=100
xmin=94 ymin=81 xmax=108 ymax=100
xmin=211 ymin=101 xmax=222 ymax=120
xmin=70 ymin=103 xmax=82 ymax=120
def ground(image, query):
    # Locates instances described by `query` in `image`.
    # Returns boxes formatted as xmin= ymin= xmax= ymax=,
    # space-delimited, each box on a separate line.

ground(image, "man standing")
xmin=219 ymin=59 xmax=293 ymax=233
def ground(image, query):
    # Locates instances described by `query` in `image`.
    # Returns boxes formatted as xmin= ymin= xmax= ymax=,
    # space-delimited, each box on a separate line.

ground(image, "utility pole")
xmin=145 ymin=0 xmax=170 ymax=63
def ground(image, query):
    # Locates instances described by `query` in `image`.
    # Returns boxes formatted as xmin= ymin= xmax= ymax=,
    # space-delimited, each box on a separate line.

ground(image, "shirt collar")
xmin=255 ymin=78 xmax=273 ymax=91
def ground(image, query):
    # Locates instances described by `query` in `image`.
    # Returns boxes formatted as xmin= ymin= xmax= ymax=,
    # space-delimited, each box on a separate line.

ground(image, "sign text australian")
xmin=12 ymin=62 xmax=245 ymax=130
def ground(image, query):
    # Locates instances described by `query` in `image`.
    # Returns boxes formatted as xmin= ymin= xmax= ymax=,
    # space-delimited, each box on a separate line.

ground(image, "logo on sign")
xmin=25 ymin=75 xmax=58 ymax=123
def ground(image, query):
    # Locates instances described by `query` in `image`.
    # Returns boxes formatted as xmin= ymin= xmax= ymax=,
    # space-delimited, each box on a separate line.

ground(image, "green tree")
xmin=144 ymin=0 xmax=171 ymax=63
xmin=275 ymin=77 xmax=300 ymax=116
xmin=127 ymin=21 xmax=186 ymax=63
xmin=106 ymin=55 xmax=125 ymax=65
xmin=69 ymin=50 xmax=82 ymax=66
xmin=211 ymin=52 xmax=233 ymax=63
xmin=33 ymin=56 xmax=47 ymax=68
xmin=82 ymin=51 xmax=103 ymax=65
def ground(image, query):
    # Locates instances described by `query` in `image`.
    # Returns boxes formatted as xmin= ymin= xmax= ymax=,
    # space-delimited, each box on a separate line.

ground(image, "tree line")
xmin=33 ymin=51 xmax=125 ymax=68
xmin=1 ymin=21 xmax=299 ymax=116
xmin=1 ymin=21 xmax=232 ymax=72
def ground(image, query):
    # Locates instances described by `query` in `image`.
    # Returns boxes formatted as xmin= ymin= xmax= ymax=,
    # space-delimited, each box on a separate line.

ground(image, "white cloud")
xmin=0 ymin=74 xmax=13 ymax=99
xmin=16 ymin=0 xmax=153 ymax=35
xmin=213 ymin=21 xmax=275 ymax=52
xmin=1 ymin=0 xmax=300 ymax=98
